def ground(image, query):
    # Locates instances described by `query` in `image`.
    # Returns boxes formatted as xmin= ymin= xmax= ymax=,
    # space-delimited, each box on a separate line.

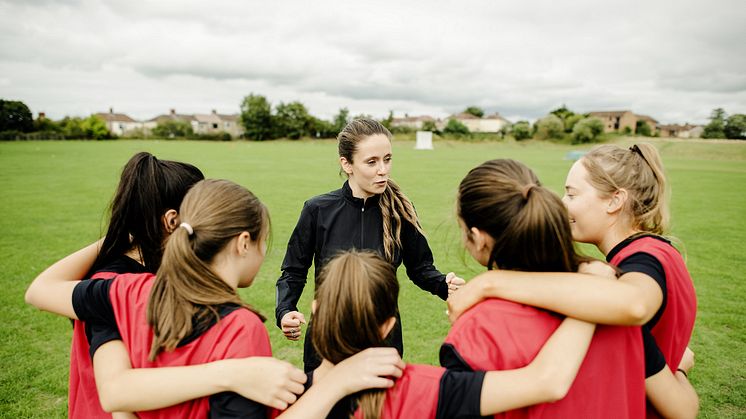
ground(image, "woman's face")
xmin=343 ymin=134 xmax=392 ymax=199
xmin=562 ymin=160 xmax=610 ymax=246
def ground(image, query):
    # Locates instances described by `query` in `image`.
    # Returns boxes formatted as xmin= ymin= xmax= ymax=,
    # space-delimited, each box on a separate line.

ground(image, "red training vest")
xmin=352 ymin=364 xmax=443 ymax=419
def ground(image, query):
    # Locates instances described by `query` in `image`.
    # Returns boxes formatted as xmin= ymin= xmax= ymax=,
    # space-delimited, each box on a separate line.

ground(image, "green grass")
xmin=1 ymin=138 xmax=744 ymax=417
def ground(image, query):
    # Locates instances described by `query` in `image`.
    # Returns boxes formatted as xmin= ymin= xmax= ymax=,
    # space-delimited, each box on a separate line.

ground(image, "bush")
xmin=534 ymin=114 xmax=564 ymax=140
xmin=511 ymin=121 xmax=532 ymax=141
xmin=724 ymin=114 xmax=746 ymax=140
xmin=152 ymin=119 xmax=193 ymax=139
xmin=572 ymin=117 xmax=605 ymax=144
xmin=421 ymin=120 xmax=438 ymax=132
xmin=636 ymin=121 xmax=652 ymax=137
xmin=443 ymin=119 xmax=470 ymax=137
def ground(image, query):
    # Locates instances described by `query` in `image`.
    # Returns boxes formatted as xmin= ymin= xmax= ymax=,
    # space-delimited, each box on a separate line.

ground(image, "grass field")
xmin=1 ymin=137 xmax=744 ymax=417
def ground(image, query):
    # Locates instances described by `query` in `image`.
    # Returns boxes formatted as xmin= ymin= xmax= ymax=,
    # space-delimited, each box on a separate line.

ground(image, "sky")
xmin=1 ymin=0 xmax=744 ymax=124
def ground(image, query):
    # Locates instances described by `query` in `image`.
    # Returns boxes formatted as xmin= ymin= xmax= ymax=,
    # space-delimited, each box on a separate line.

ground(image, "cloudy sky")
xmin=1 ymin=0 xmax=744 ymax=124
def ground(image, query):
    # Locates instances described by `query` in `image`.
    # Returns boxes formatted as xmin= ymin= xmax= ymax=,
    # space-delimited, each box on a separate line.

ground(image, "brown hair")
xmin=581 ymin=143 xmax=669 ymax=235
xmin=338 ymin=119 xmax=423 ymax=261
xmin=311 ymin=250 xmax=398 ymax=419
xmin=147 ymin=179 xmax=268 ymax=361
xmin=458 ymin=159 xmax=581 ymax=272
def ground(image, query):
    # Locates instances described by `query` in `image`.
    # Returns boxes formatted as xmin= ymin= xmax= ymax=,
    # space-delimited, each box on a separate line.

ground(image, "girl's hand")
xmin=447 ymin=275 xmax=487 ymax=323
xmin=578 ymin=260 xmax=617 ymax=279
xmin=678 ymin=346 xmax=695 ymax=374
xmin=281 ymin=311 xmax=306 ymax=341
xmin=222 ymin=357 xmax=307 ymax=410
xmin=446 ymin=272 xmax=466 ymax=297
xmin=322 ymin=347 xmax=405 ymax=396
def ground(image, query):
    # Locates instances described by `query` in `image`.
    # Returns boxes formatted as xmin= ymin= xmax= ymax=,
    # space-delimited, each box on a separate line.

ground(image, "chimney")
xmin=109 ymin=107 xmax=114 ymax=114
xmin=212 ymin=109 xmax=217 ymax=115
xmin=38 ymin=112 xmax=46 ymax=120
xmin=170 ymin=109 xmax=176 ymax=116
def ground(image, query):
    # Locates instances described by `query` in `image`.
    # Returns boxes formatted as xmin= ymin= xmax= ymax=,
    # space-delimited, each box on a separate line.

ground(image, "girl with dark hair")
xmin=447 ymin=156 xmax=698 ymax=418
xmin=306 ymin=249 xmax=596 ymax=418
xmin=27 ymin=179 xmax=403 ymax=418
xmin=69 ymin=151 xmax=205 ymax=418
xmin=276 ymin=118 xmax=464 ymax=371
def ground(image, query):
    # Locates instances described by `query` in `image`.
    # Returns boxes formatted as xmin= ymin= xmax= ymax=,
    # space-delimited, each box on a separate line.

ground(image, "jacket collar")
xmin=342 ymin=180 xmax=381 ymax=209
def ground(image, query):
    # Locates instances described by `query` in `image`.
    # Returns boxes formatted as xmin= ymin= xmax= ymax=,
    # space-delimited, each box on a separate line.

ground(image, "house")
xmin=143 ymin=109 xmax=198 ymax=132
xmin=588 ymin=111 xmax=659 ymax=134
xmin=447 ymin=112 xmax=510 ymax=133
xmin=390 ymin=115 xmax=437 ymax=130
xmin=588 ymin=111 xmax=638 ymax=133
xmin=658 ymin=124 xmax=703 ymax=138
xmin=94 ymin=108 xmax=142 ymax=136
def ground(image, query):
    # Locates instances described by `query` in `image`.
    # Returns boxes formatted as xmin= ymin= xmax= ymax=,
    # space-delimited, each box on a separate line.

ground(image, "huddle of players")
xmin=26 ymin=119 xmax=697 ymax=418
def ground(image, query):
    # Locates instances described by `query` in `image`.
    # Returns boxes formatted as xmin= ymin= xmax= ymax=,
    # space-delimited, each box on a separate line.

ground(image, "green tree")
xmin=564 ymin=114 xmax=584 ymax=133
xmin=702 ymin=108 xmax=727 ymax=139
xmin=421 ymin=120 xmax=438 ymax=132
xmin=724 ymin=114 xmax=746 ymax=140
xmin=636 ymin=120 xmax=652 ymax=137
xmin=274 ymin=101 xmax=312 ymax=139
xmin=0 ymin=99 xmax=33 ymax=132
xmin=309 ymin=117 xmax=336 ymax=138
xmin=380 ymin=110 xmax=394 ymax=130
xmin=534 ymin=114 xmax=565 ymax=140
xmin=550 ymin=105 xmax=575 ymax=121
xmin=332 ymin=107 xmax=350 ymax=133
xmin=152 ymin=119 xmax=193 ymax=138
xmin=33 ymin=115 xmax=61 ymax=132
xmin=240 ymin=94 xmax=274 ymax=141
xmin=82 ymin=115 xmax=111 ymax=140
xmin=511 ymin=121 xmax=532 ymax=141
xmin=572 ymin=117 xmax=605 ymax=144
xmin=443 ymin=118 xmax=470 ymax=137
xmin=464 ymin=106 xmax=484 ymax=118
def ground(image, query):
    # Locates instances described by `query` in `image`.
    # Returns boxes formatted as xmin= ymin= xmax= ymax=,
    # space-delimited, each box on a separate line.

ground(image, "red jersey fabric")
xmin=106 ymin=273 xmax=272 ymax=418
xmin=610 ymin=236 xmax=697 ymax=371
xmin=610 ymin=236 xmax=697 ymax=418
xmin=442 ymin=298 xmax=646 ymax=418
xmin=68 ymin=269 xmax=121 ymax=419
xmin=351 ymin=364 xmax=443 ymax=419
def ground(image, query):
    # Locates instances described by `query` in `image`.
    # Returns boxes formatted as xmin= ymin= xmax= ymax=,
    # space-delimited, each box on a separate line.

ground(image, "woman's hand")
xmin=446 ymin=272 xmax=466 ymax=297
xmin=447 ymin=275 xmax=488 ymax=323
xmin=281 ymin=311 xmax=306 ymax=341
xmin=222 ymin=357 xmax=307 ymax=410
xmin=321 ymin=347 xmax=405 ymax=395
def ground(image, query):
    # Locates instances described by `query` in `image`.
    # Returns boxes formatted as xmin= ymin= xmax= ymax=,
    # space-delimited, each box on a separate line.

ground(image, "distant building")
xmin=447 ymin=112 xmax=510 ymax=133
xmin=658 ymin=124 xmax=703 ymax=138
xmin=588 ymin=110 xmax=658 ymax=134
xmin=391 ymin=115 xmax=437 ymax=130
xmin=95 ymin=108 xmax=142 ymax=136
xmin=144 ymin=109 xmax=198 ymax=133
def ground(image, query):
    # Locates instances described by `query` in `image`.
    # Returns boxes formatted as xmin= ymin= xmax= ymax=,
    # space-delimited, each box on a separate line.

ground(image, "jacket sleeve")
xmin=275 ymin=201 xmax=316 ymax=328
xmin=400 ymin=219 xmax=449 ymax=300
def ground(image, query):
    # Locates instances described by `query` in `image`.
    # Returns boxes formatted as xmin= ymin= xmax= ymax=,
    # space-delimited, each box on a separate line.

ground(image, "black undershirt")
xmin=607 ymin=234 xmax=670 ymax=377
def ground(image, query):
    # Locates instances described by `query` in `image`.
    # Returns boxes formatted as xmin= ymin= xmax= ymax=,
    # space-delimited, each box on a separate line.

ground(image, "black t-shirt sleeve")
xmin=618 ymin=252 xmax=667 ymax=328
xmin=643 ymin=327 xmax=667 ymax=378
xmin=436 ymin=370 xmax=486 ymax=419
xmin=209 ymin=392 xmax=268 ymax=419
xmin=73 ymin=279 xmax=122 ymax=357
xmin=439 ymin=343 xmax=474 ymax=372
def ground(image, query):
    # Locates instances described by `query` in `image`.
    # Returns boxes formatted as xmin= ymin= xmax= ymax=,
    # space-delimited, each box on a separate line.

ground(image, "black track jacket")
xmin=275 ymin=181 xmax=449 ymax=332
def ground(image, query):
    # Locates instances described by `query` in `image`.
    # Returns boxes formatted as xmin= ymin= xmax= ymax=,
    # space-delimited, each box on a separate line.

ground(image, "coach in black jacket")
xmin=276 ymin=119 xmax=462 ymax=372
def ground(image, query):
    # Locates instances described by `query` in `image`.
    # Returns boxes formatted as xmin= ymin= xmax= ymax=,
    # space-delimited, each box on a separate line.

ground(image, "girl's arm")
xmin=92 ymin=340 xmax=308 ymax=412
xmin=449 ymin=265 xmax=662 ymax=326
xmin=479 ymin=317 xmax=596 ymax=415
xmin=646 ymin=368 xmax=699 ymax=419
xmin=93 ymin=341 xmax=403 ymax=417
xmin=25 ymin=240 xmax=102 ymax=318
xmin=278 ymin=347 xmax=404 ymax=418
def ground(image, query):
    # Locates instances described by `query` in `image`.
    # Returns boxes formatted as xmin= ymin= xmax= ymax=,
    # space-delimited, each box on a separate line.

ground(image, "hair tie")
xmin=521 ymin=183 xmax=537 ymax=200
xmin=179 ymin=222 xmax=194 ymax=236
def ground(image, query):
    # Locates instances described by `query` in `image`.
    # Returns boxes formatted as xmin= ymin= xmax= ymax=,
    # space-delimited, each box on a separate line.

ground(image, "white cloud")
xmin=1 ymin=0 xmax=744 ymax=123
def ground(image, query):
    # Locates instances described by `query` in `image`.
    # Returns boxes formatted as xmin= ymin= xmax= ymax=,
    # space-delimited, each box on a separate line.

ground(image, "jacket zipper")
xmin=360 ymin=206 xmax=365 ymax=248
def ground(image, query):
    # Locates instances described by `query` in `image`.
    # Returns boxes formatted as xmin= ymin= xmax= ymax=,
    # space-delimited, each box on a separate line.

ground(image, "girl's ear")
xmin=236 ymin=231 xmax=253 ymax=256
xmin=470 ymin=227 xmax=492 ymax=252
xmin=339 ymin=157 xmax=353 ymax=175
xmin=607 ymin=189 xmax=628 ymax=214
xmin=162 ymin=209 xmax=179 ymax=234
xmin=380 ymin=316 xmax=397 ymax=339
